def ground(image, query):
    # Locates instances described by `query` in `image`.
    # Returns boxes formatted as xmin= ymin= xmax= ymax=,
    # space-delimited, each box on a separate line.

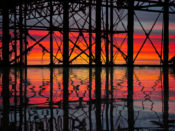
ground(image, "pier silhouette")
xmin=0 ymin=1 xmax=175 ymax=130
xmin=0 ymin=67 xmax=175 ymax=130
xmin=0 ymin=0 xmax=174 ymax=66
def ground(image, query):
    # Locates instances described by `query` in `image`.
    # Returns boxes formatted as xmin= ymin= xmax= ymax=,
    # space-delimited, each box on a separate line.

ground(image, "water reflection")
xmin=0 ymin=67 xmax=175 ymax=131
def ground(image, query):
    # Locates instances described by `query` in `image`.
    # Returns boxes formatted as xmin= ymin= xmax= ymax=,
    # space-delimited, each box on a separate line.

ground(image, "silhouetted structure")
xmin=169 ymin=56 xmax=175 ymax=66
xmin=0 ymin=67 xmax=174 ymax=130
xmin=0 ymin=0 xmax=174 ymax=66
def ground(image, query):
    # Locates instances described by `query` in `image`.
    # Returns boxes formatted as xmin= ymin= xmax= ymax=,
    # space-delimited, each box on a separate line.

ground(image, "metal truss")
xmin=0 ymin=0 xmax=175 ymax=66
xmin=0 ymin=67 xmax=173 ymax=130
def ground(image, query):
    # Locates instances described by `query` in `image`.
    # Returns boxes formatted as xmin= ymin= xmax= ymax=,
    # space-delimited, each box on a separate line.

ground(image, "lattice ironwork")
xmin=0 ymin=0 xmax=175 ymax=66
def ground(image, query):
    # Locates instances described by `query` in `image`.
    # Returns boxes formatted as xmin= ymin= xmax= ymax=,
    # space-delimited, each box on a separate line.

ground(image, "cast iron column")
xmin=63 ymin=1 xmax=69 ymax=66
xmin=127 ymin=0 xmax=134 ymax=66
xmin=2 ymin=5 xmax=10 ymax=66
xmin=163 ymin=0 xmax=169 ymax=66
xmin=95 ymin=0 xmax=102 ymax=66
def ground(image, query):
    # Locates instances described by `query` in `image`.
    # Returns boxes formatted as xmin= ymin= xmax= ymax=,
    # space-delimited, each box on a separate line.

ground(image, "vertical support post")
xmin=24 ymin=67 xmax=27 ymax=130
xmin=19 ymin=4 xmax=23 ymax=65
xmin=127 ymin=67 xmax=134 ymax=131
xmin=89 ymin=0 xmax=92 ymax=65
xmin=95 ymin=0 xmax=102 ymax=66
xmin=95 ymin=67 xmax=101 ymax=130
xmin=105 ymin=67 xmax=109 ymax=130
xmin=63 ymin=1 xmax=69 ymax=66
xmin=106 ymin=0 xmax=109 ymax=65
xmin=14 ymin=69 xmax=17 ymax=130
xmin=163 ymin=1 xmax=169 ymax=66
xmin=110 ymin=67 xmax=114 ymax=130
xmin=50 ymin=68 xmax=53 ymax=131
xmin=63 ymin=67 xmax=69 ymax=131
xmin=19 ymin=68 xmax=23 ymax=131
xmin=163 ymin=67 xmax=169 ymax=130
xmin=14 ymin=7 xmax=17 ymax=65
xmin=110 ymin=0 xmax=113 ymax=65
xmin=24 ymin=1 xmax=27 ymax=66
xmin=50 ymin=0 xmax=53 ymax=65
xmin=2 ymin=6 xmax=9 ymax=66
xmin=127 ymin=0 xmax=134 ymax=66
xmin=89 ymin=67 xmax=92 ymax=130
xmin=2 ymin=69 xmax=10 ymax=131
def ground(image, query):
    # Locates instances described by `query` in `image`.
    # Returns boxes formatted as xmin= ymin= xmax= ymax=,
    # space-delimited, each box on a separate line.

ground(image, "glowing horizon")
xmin=24 ymin=30 xmax=175 ymax=65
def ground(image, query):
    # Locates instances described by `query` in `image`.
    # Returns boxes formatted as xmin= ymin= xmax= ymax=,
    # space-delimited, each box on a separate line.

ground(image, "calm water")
xmin=0 ymin=67 xmax=175 ymax=131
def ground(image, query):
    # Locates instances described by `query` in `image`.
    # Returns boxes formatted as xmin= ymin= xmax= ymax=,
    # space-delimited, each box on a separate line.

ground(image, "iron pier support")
xmin=2 ymin=6 xmax=9 ymax=66
xmin=163 ymin=0 xmax=169 ymax=66
xmin=63 ymin=1 xmax=69 ymax=66
xmin=95 ymin=0 xmax=102 ymax=66
xmin=127 ymin=0 xmax=134 ymax=66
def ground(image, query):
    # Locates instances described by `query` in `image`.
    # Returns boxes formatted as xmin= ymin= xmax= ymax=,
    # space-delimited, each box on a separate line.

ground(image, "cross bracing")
xmin=0 ymin=0 xmax=175 ymax=66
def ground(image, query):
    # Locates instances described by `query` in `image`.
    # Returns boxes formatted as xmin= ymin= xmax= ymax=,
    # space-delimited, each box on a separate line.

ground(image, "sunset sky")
xmin=1 ymin=2 xmax=175 ymax=131
xmin=0 ymin=8 xmax=175 ymax=65
xmin=1 ymin=67 xmax=175 ymax=112
xmin=25 ymin=10 xmax=175 ymax=65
